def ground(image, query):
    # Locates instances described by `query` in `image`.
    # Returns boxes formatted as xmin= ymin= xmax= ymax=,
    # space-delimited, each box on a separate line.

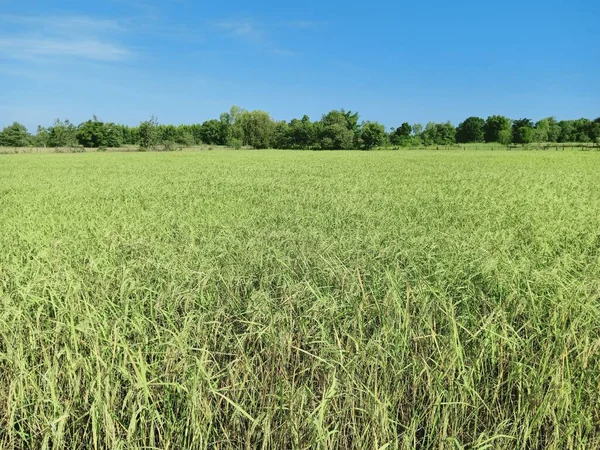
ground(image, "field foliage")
xmin=1 ymin=150 xmax=599 ymax=449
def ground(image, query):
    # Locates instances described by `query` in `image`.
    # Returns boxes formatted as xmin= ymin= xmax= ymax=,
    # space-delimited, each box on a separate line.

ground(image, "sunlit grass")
xmin=1 ymin=150 xmax=599 ymax=449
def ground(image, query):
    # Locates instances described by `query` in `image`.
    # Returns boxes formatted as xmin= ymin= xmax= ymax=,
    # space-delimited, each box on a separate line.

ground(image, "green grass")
xmin=1 ymin=150 xmax=599 ymax=449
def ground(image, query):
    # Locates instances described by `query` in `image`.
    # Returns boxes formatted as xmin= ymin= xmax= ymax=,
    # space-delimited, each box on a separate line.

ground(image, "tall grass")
xmin=0 ymin=150 xmax=599 ymax=449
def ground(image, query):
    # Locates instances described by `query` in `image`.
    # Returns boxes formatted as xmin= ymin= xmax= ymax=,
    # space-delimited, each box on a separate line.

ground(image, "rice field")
xmin=0 ymin=150 xmax=599 ymax=449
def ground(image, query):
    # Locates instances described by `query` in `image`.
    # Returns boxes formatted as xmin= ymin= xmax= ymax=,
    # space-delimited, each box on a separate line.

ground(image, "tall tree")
xmin=512 ymin=118 xmax=534 ymax=144
xmin=535 ymin=117 xmax=560 ymax=142
xmin=423 ymin=122 xmax=455 ymax=146
xmin=103 ymin=123 xmax=123 ymax=147
xmin=318 ymin=110 xmax=357 ymax=149
xmin=160 ymin=124 xmax=178 ymax=143
xmin=138 ymin=116 xmax=161 ymax=150
xmin=558 ymin=120 xmax=575 ymax=143
xmin=456 ymin=116 xmax=485 ymax=143
xmin=200 ymin=120 xmax=227 ymax=145
xmin=34 ymin=126 xmax=49 ymax=147
xmin=590 ymin=118 xmax=600 ymax=145
xmin=0 ymin=122 xmax=32 ymax=147
xmin=47 ymin=119 xmax=77 ymax=147
xmin=185 ymin=124 xmax=203 ymax=145
xmin=240 ymin=110 xmax=276 ymax=149
xmin=515 ymin=126 xmax=534 ymax=144
xmin=498 ymin=129 xmax=512 ymax=146
xmin=272 ymin=121 xmax=291 ymax=149
xmin=389 ymin=122 xmax=412 ymax=146
xmin=572 ymin=118 xmax=592 ymax=142
xmin=484 ymin=115 xmax=512 ymax=143
xmin=76 ymin=116 xmax=106 ymax=148
xmin=534 ymin=119 xmax=550 ymax=143
xmin=437 ymin=122 xmax=456 ymax=145
xmin=174 ymin=125 xmax=195 ymax=146
xmin=288 ymin=115 xmax=315 ymax=149
xmin=220 ymin=106 xmax=246 ymax=147
xmin=358 ymin=121 xmax=386 ymax=150
xmin=342 ymin=110 xmax=360 ymax=136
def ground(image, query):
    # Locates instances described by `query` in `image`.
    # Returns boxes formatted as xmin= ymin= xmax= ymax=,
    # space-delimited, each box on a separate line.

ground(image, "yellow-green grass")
xmin=0 ymin=150 xmax=599 ymax=449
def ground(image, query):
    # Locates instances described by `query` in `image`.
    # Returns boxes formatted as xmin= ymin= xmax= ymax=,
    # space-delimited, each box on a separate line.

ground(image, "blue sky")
xmin=0 ymin=0 xmax=598 ymax=132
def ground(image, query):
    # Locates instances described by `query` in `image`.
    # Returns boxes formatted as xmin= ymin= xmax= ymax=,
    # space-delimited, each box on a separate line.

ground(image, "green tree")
xmin=534 ymin=119 xmax=549 ymax=143
xmin=138 ymin=116 xmax=161 ymax=151
xmin=47 ymin=119 xmax=77 ymax=147
xmin=484 ymin=115 xmax=512 ymax=143
xmin=174 ymin=125 xmax=198 ymax=146
xmin=0 ymin=122 xmax=32 ymax=147
xmin=456 ymin=116 xmax=485 ymax=143
xmin=590 ymin=118 xmax=600 ymax=145
xmin=498 ymin=129 xmax=512 ymax=145
xmin=512 ymin=119 xmax=534 ymax=144
xmin=358 ymin=121 xmax=386 ymax=150
xmin=412 ymin=124 xmax=424 ymax=145
xmin=160 ymin=125 xmax=178 ymax=145
xmin=240 ymin=110 xmax=276 ymax=149
xmin=220 ymin=106 xmax=246 ymax=148
xmin=76 ymin=116 xmax=106 ymax=148
xmin=34 ymin=126 xmax=49 ymax=147
xmin=272 ymin=121 xmax=291 ymax=149
xmin=318 ymin=110 xmax=358 ymax=149
xmin=289 ymin=115 xmax=316 ymax=149
xmin=342 ymin=110 xmax=360 ymax=136
xmin=399 ymin=122 xmax=412 ymax=137
xmin=437 ymin=122 xmax=456 ymax=145
xmin=572 ymin=118 xmax=592 ymax=142
xmin=103 ymin=123 xmax=123 ymax=148
xmin=200 ymin=120 xmax=227 ymax=145
xmin=176 ymin=130 xmax=195 ymax=147
xmin=389 ymin=122 xmax=412 ymax=146
xmin=185 ymin=124 xmax=203 ymax=145
xmin=517 ymin=127 xmax=534 ymax=144
xmin=534 ymin=117 xmax=560 ymax=143
xmin=320 ymin=124 xmax=354 ymax=149
xmin=557 ymin=120 xmax=575 ymax=143
xmin=546 ymin=117 xmax=561 ymax=142
xmin=114 ymin=125 xmax=137 ymax=145
xmin=422 ymin=122 xmax=455 ymax=146
xmin=422 ymin=123 xmax=437 ymax=146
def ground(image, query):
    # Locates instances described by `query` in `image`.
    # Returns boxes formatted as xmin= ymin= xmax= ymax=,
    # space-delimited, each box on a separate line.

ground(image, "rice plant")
xmin=0 ymin=150 xmax=599 ymax=449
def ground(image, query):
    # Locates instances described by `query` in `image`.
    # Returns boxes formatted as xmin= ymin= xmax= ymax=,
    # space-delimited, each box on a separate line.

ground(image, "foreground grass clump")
xmin=0 ymin=150 xmax=599 ymax=449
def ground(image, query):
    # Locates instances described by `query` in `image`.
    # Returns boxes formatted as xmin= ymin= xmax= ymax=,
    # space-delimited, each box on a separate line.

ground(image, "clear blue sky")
xmin=1 ymin=0 xmax=598 ymax=132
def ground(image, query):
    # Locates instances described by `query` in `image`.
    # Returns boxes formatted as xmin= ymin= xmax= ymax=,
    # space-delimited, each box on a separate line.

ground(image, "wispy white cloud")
xmin=0 ymin=14 xmax=132 ymax=62
xmin=212 ymin=19 xmax=266 ymax=42
xmin=0 ymin=14 xmax=126 ymax=33
xmin=107 ymin=0 xmax=162 ymax=19
xmin=287 ymin=20 xmax=327 ymax=30
xmin=210 ymin=17 xmax=319 ymax=56
xmin=0 ymin=38 xmax=131 ymax=62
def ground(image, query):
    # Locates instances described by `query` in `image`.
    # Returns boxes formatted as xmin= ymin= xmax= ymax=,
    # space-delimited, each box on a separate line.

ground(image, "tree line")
xmin=1 ymin=108 xmax=599 ymax=150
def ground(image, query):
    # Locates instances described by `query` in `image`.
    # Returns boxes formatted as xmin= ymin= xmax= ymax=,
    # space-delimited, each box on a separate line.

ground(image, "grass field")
xmin=1 ymin=150 xmax=599 ymax=449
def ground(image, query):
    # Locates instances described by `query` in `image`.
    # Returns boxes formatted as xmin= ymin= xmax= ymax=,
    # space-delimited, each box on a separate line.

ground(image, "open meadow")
xmin=1 ymin=149 xmax=599 ymax=449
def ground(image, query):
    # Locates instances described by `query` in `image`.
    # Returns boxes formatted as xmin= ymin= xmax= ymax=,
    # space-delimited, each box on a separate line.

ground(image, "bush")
xmin=229 ymin=138 xmax=243 ymax=150
xmin=162 ymin=140 xmax=177 ymax=151
xmin=139 ymin=117 xmax=161 ymax=151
